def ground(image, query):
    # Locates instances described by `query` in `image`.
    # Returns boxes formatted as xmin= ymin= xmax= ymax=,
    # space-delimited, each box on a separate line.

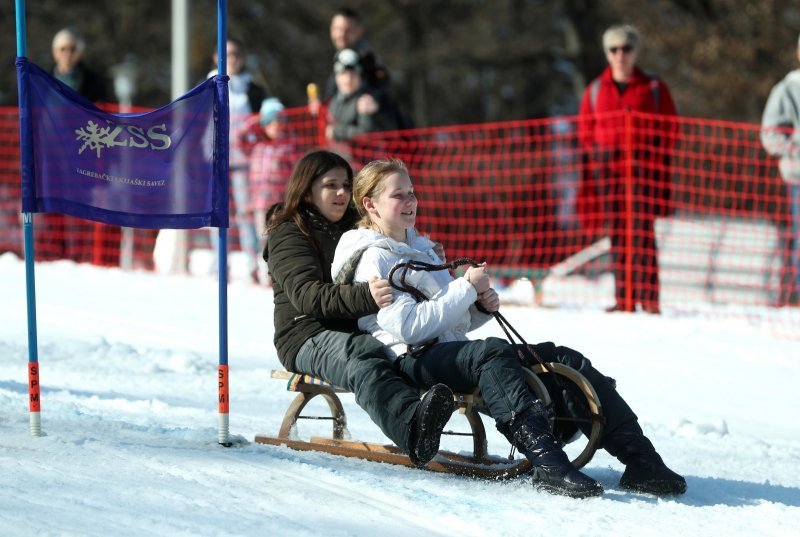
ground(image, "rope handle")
xmin=387 ymin=256 xmax=602 ymax=424
xmin=387 ymin=257 xmax=476 ymax=299
xmin=387 ymin=257 xmax=551 ymax=371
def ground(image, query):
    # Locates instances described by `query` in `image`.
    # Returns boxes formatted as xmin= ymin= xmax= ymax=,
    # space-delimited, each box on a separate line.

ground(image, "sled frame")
xmin=255 ymin=364 xmax=603 ymax=476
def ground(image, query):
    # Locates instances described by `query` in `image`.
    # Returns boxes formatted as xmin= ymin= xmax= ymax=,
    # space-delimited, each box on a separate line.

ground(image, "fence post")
xmin=92 ymin=222 xmax=103 ymax=265
xmin=315 ymin=106 xmax=328 ymax=149
xmin=623 ymin=110 xmax=635 ymax=312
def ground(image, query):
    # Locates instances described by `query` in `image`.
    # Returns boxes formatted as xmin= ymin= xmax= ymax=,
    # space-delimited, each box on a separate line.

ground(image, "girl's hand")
xmin=464 ymin=265 xmax=490 ymax=294
xmin=477 ymin=288 xmax=500 ymax=313
xmin=369 ymin=276 xmax=393 ymax=308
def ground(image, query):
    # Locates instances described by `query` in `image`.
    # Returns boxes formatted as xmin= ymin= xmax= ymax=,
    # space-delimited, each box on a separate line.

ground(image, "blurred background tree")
xmin=2 ymin=0 xmax=800 ymax=126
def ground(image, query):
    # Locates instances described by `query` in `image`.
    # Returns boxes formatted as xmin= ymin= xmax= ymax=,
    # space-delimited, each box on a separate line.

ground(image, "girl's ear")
xmin=362 ymin=196 xmax=377 ymax=216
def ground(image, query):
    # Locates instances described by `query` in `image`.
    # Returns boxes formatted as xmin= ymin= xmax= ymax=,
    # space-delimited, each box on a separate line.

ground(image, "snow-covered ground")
xmin=1 ymin=253 xmax=798 ymax=537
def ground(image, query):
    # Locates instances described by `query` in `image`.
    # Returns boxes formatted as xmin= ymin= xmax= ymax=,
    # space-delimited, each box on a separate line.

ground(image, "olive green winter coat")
xmin=265 ymin=206 xmax=378 ymax=370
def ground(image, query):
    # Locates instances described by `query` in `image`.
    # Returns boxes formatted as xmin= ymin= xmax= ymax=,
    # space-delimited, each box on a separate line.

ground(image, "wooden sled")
xmin=255 ymin=364 xmax=603 ymax=477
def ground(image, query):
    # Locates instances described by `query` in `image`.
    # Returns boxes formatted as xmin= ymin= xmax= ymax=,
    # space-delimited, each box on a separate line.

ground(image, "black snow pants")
xmin=394 ymin=337 xmax=539 ymax=426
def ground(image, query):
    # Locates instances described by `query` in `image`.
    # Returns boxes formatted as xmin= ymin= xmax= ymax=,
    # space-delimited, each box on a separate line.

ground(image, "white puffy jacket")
xmin=331 ymin=227 xmax=492 ymax=360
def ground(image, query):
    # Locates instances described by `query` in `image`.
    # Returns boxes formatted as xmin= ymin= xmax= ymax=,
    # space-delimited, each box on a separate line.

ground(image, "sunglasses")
xmin=608 ymin=44 xmax=634 ymax=54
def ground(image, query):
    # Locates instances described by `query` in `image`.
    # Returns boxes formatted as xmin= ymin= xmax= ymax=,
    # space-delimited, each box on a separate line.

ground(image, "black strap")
xmin=388 ymin=257 xmax=477 ymax=356
xmin=388 ymin=257 xmax=603 ymax=425
xmin=389 ymin=256 xmax=549 ymax=369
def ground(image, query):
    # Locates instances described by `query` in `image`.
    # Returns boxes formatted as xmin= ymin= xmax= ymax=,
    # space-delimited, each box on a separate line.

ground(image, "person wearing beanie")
xmin=241 ymin=98 xmax=300 ymax=269
xmin=259 ymin=97 xmax=285 ymax=127
xmin=326 ymin=48 xmax=400 ymax=142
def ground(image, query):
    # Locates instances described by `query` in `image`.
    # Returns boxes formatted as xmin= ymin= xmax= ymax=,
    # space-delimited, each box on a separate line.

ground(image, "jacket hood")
xmin=332 ymin=227 xmax=434 ymax=284
xmin=785 ymin=69 xmax=800 ymax=87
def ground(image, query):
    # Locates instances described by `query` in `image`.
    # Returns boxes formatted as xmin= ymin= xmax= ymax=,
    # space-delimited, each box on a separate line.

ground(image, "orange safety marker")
xmin=28 ymin=362 xmax=40 ymax=412
xmin=218 ymin=364 xmax=229 ymax=413
xmin=218 ymin=364 xmax=230 ymax=445
xmin=28 ymin=362 xmax=41 ymax=436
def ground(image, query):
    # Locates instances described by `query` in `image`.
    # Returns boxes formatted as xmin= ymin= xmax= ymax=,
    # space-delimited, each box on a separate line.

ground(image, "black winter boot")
xmin=508 ymin=403 xmax=603 ymax=499
xmin=408 ymin=384 xmax=455 ymax=467
xmin=604 ymin=423 xmax=687 ymax=496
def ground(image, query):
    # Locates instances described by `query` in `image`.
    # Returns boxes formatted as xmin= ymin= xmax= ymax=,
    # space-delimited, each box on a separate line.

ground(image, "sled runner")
xmin=255 ymin=363 xmax=603 ymax=476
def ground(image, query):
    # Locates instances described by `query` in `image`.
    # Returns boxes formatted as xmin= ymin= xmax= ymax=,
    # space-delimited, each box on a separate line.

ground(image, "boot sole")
xmin=531 ymin=467 xmax=604 ymax=499
xmin=620 ymin=479 xmax=687 ymax=496
xmin=534 ymin=479 xmax=604 ymax=499
xmin=412 ymin=385 xmax=455 ymax=467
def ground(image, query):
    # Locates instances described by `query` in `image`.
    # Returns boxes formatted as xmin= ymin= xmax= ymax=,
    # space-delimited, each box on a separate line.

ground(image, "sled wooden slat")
xmin=270 ymin=369 xmax=348 ymax=393
xmin=310 ymin=437 xmax=532 ymax=478
xmin=254 ymin=434 xmax=531 ymax=479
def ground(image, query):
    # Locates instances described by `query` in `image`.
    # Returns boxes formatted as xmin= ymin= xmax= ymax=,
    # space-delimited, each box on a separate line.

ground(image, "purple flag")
xmin=16 ymin=58 xmax=229 ymax=229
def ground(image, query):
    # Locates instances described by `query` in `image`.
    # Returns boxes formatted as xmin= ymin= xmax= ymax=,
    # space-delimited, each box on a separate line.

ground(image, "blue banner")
xmin=16 ymin=57 xmax=229 ymax=229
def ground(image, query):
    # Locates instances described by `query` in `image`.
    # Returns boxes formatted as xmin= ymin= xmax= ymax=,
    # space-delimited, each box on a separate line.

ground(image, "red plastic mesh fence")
xmin=348 ymin=111 xmax=799 ymax=335
xmin=2 ymin=105 xmax=798 ymax=334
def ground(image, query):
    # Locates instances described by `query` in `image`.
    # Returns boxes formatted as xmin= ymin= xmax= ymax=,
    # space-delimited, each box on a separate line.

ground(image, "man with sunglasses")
xmin=578 ymin=24 xmax=678 ymax=314
xmin=50 ymin=28 xmax=110 ymax=104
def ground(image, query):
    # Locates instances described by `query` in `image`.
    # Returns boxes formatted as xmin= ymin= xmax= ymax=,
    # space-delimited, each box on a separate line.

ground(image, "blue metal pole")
xmin=15 ymin=1 xmax=26 ymax=55
xmin=15 ymin=0 xmax=42 ymax=436
xmin=216 ymin=0 xmax=230 ymax=446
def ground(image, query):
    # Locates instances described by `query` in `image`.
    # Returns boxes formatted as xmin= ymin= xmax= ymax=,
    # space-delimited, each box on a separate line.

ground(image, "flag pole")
xmin=15 ymin=0 xmax=42 ymax=437
xmin=216 ymin=0 xmax=231 ymax=446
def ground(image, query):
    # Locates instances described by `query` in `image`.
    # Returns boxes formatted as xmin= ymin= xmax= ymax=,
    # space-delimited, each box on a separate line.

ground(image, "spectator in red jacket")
xmin=578 ymin=24 xmax=678 ymax=314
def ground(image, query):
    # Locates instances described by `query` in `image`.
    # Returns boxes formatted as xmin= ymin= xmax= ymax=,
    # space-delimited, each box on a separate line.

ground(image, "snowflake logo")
xmin=74 ymin=120 xmax=172 ymax=158
xmin=75 ymin=121 xmax=115 ymax=158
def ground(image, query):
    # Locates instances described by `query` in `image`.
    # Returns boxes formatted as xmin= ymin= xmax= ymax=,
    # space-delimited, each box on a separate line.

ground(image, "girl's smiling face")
xmin=309 ymin=167 xmax=352 ymax=223
xmin=365 ymin=171 xmax=417 ymax=242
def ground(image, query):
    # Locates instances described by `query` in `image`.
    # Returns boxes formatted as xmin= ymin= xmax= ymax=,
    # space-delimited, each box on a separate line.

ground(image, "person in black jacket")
xmin=325 ymin=48 xmax=401 ymax=142
xmin=265 ymin=150 xmax=453 ymax=467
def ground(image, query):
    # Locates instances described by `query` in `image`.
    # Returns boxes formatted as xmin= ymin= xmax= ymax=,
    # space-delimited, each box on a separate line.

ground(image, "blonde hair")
xmin=353 ymin=159 xmax=408 ymax=228
xmin=602 ymin=24 xmax=641 ymax=52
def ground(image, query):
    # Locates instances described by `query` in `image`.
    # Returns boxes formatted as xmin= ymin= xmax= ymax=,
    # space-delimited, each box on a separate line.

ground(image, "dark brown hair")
xmin=267 ymin=150 xmax=353 ymax=237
